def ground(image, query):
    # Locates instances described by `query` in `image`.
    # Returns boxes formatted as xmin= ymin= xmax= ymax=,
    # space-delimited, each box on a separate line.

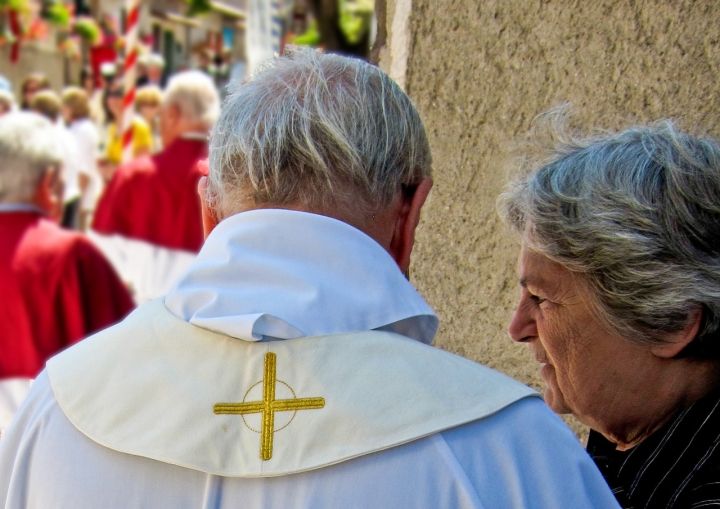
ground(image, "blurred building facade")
xmin=0 ymin=0 xmax=247 ymax=91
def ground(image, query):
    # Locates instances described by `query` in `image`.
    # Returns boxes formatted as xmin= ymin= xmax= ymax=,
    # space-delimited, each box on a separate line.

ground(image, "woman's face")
xmin=83 ymin=75 xmax=95 ymax=92
xmin=508 ymin=244 xmax=659 ymax=429
xmin=106 ymin=86 xmax=124 ymax=120
xmin=139 ymin=104 xmax=159 ymax=125
xmin=23 ymin=80 xmax=40 ymax=104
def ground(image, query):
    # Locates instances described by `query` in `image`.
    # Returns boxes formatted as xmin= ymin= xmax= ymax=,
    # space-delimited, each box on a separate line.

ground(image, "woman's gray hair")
xmin=498 ymin=118 xmax=720 ymax=358
xmin=208 ymin=48 xmax=432 ymax=218
xmin=0 ymin=112 xmax=63 ymax=203
xmin=163 ymin=70 xmax=220 ymax=128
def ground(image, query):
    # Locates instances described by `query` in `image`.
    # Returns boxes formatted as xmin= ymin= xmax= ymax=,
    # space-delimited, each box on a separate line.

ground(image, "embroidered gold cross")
xmin=214 ymin=352 xmax=325 ymax=461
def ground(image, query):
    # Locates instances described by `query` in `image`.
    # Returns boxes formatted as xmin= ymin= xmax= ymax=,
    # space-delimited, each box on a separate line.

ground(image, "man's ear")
xmin=198 ymin=176 xmax=220 ymax=239
xmin=168 ymin=103 xmax=182 ymax=122
xmin=651 ymin=308 xmax=703 ymax=358
xmin=390 ymin=177 xmax=433 ymax=273
xmin=33 ymin=167 xmax=63 ymax=222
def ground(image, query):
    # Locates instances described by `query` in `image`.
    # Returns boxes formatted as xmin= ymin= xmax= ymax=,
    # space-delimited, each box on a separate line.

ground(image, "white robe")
xmin=0 ymin=210 xmax=620 ymax=508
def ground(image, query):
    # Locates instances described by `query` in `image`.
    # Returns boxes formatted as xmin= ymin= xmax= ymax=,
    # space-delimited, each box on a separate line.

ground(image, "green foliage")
xmin=338 ymin=0 xmax=374 ymax=45
xmin=74 ymin=16 xmax=100 ymax=44
xmin=0 ymin=0 xmax=27 ymax=10
xmin=186 ymin=0 xmax=213 ymax=17
xmin=292 ymin=20 xmax=321 ymax=47
xmin=41 ymin=1 xmax=71 ymax=27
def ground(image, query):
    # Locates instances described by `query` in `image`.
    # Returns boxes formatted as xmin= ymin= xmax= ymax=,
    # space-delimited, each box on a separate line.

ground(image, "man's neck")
xmin=165 ymin=125 xmax=208 ymax=147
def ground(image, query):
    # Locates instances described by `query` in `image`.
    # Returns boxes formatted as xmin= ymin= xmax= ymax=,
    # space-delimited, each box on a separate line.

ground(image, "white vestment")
xmin=0 ymin=379 xmax=31 ymax=440
xmin=0 ymin=210 xmax=620 ymax=508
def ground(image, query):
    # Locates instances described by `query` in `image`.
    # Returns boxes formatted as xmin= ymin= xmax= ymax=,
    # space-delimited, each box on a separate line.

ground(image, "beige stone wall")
xmin=379 ymin=0 xmax=720 ymax=436
xmin=0 ymin=45 xmax=72 ymax=95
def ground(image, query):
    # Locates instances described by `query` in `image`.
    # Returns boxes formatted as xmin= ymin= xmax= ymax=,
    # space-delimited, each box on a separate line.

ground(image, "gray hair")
xmin=163 ymin=70 xmax=220 ymax=128
xmin=208 ymin=48 xmax=432 ymax=218
xmin=0 ymin=112 xmax=63 ymax=203
xmin=498 ymin=119 xmax=720 ymax=358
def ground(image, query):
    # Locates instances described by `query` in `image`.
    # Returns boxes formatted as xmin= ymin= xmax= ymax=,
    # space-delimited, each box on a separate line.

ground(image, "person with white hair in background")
xmin=0 ymin=90 xmax=15 ymax=117
xmin=0 ymin=112 xmax=132 ymax=438
xmin=137 ymin=52 xmax=166 ymax=89
xmin=146 ymin=53 xmax=166 ymax=88
xmin=0 ymin=50 xmax=618 ymax=508
xmin=90 ymin=70 xmax=220 ymax=303
xmin=31 ymin=90 xmax=86 ymax=230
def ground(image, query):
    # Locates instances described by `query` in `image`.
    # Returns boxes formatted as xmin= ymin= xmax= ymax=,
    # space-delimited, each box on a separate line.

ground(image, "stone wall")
xmin=377 ymin=0 xmax=720 ymax=435
xmin=0 ymin=45 xmax=76 ymax=94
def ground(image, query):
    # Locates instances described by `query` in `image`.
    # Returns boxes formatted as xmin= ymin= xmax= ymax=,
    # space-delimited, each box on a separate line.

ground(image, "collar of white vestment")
xmin=0 ymin=203 xmax=45 ymax=215
xmin=48 ymin=299 xmax=539 ymax=477
xmin=179 ymin=132 xmax=208 ymax=141
xmin=165 ymin=209 xmax=439 ymax=345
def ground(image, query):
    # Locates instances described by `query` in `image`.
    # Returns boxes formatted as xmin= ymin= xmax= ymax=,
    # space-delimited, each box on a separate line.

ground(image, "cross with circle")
xmin=214 ymin=352 xmax=325 ymax=461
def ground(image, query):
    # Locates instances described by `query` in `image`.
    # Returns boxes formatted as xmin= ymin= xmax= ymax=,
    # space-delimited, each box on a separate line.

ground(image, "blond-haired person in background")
xmin=100 ymin=78 xmax=152 ymax=181
xmin=135 ymin=85 xmax=163 ymax=153
xmin=62 ymin=87 xmax=102 ymax=231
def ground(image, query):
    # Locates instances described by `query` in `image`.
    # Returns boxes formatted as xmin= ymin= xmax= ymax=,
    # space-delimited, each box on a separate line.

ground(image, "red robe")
xmin=93 ymin=137 xmax=207 ymax=252
xmin=0 ymin=211 xmax=134 ymax=379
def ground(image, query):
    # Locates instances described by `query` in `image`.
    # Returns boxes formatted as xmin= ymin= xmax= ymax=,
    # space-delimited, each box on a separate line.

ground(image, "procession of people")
xmin=1 ymin=11 xmax=720 ymax=508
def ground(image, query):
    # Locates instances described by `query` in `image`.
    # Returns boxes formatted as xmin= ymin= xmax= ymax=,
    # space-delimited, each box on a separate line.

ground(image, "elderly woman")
xmin=500 ymin=121 xmax=720 ymax=508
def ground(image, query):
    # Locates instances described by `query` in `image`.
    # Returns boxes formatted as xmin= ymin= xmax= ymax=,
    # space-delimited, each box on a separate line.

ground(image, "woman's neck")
xmin=598 ymin=358 xmax=720 ymax=451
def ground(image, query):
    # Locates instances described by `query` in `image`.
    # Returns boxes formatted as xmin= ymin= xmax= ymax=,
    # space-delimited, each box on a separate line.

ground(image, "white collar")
xmin=179 ymin=132 xmax=208 ymax=141
xmin=165 ymin=209 xmax=439 ymax=344
xmin=0 ymin=203 xmax=45 ymax=215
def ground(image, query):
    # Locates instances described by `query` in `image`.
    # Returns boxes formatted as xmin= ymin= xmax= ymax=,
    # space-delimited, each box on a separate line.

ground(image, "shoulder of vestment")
xmin=48 ymin=299 xmax=538 ymax=477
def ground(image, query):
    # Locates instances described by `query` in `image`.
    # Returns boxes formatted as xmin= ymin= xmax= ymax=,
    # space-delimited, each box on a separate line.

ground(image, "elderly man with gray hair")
xmin=91 ymin=70 xmax=220 ymax=303
xmin=0 ymin=112 xmax=132 ymax=436
xmin=0 ymin=52 xmax=618 ymax=508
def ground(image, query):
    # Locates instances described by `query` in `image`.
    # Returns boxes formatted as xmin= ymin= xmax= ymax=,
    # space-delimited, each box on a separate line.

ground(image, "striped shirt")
xmin=587 ymin=389 xmax=720 ymax=509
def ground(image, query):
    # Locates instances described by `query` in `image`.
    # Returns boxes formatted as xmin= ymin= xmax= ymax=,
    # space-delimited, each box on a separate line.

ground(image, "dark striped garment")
xmin=587 ymin=390 xmax=720 ymax=509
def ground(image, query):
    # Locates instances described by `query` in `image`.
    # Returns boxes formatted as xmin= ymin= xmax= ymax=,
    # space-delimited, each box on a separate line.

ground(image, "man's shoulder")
xmin=19 ymin=222 xmax=113 ymax=280
xmin=1 ymin=371 xmax=58 ymax=441
xmin=43 ymin=301 xmax=539 ymax=477
xmin=18 ymin=217 xmax=83 ymax=258
xmin=114 ymin=155 xmax=157 ymax=182
xmin=441 ymin=396 xmax=579 ymax=449
xmin=100 ymin=157 xmax=159 ymax=213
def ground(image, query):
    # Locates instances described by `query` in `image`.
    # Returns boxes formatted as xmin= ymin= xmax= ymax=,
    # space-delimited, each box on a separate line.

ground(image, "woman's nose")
xmin=508 ymin=300 xmax=538 ymax=343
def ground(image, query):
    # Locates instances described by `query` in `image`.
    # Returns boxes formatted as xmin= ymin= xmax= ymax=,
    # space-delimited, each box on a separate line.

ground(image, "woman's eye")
xmin=530 ymin=295 xmax=547 ymax=305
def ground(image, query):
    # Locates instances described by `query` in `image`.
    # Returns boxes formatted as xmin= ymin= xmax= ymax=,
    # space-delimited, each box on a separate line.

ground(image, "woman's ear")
xmin=651 ymin=308 xmax=703 ymax=359
xmin=198 ymin=176 xmax=219 ymax=239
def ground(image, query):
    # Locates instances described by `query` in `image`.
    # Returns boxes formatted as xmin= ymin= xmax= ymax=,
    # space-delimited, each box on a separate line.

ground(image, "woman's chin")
xmin=544 ymin=387 xmax=570 ymax=414
xmin=540 ymin=366 xmax=573 ymax=414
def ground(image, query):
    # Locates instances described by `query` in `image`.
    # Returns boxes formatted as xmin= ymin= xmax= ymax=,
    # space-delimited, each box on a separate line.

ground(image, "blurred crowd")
xmin=0 ymin=53 xmax=236 ymax=233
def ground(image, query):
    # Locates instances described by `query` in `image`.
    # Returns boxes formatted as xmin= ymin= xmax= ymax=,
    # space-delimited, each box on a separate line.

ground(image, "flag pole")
xmin=121 ymin=0 xmax=140 ymax=163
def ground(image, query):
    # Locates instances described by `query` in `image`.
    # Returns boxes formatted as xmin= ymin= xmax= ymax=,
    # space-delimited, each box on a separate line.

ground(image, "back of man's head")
xmin=208 ymin=49 xmax=432 ymax=221
xmin=31 ymin=90 xmax=61 ymax=123
xmin=0 ymin=112 xmax=63 ymax=204
xmin=163 ymin=70 xmax=220 ymax=129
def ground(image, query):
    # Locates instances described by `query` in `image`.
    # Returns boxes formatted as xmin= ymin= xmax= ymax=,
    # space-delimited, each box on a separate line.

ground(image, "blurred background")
xmin=0 ymin=0 xmax=375 ymax=92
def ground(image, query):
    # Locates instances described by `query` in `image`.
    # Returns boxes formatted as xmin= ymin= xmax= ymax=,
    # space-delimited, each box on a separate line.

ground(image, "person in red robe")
xmin=0 ymin=112 xmax=133 ymax=381
xmin=90 ymin=71 xmax=221 ymax=303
